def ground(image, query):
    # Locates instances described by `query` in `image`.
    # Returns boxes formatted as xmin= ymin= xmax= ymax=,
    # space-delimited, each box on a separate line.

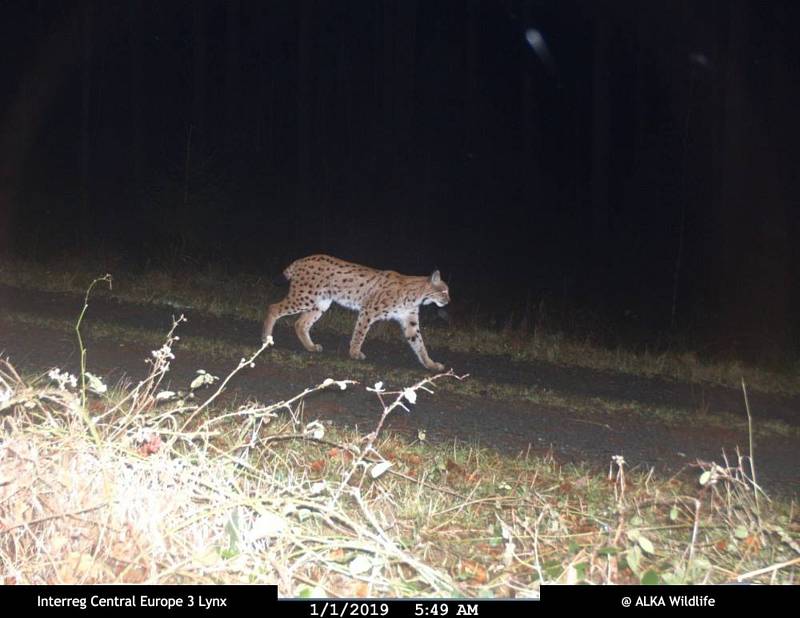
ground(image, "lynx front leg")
xmin=349 ymin=312 xmax=375 ymax=360
xmin=402 ymin=312 xmax=445 ymax=372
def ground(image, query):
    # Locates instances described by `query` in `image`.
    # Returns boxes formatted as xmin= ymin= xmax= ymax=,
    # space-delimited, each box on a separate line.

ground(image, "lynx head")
xmin=424 ymin=270 xmax=450 ymax=307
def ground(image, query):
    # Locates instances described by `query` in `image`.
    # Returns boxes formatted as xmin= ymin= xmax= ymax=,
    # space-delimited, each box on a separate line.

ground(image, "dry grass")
xmin=0 ymin=355 xmax=469 ymax=593
xmin=0 ymin=270 xmax=798 ymax=592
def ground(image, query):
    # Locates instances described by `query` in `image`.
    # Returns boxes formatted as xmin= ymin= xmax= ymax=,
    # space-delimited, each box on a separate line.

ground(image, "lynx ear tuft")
xmin=430 ymin=270 xmax=441 ymax=284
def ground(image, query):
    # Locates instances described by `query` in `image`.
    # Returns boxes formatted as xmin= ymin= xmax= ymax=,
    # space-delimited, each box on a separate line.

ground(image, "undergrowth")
xmin=0 ymin=275 xmax=798 ymax=592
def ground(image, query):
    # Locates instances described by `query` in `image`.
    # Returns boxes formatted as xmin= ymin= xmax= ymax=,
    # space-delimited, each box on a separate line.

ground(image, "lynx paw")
xmin=311 ymin=344 xmax=323 ymax=352
xmin=263 ymin=335 xmax=274 ymax=348
xmin=350 ymin=350 xmax=366 ymax=361
xmin=427 ymin=362 xmax=445 ymax=372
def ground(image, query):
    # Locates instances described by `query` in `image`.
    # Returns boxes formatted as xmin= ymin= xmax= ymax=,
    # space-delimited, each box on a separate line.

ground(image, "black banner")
xmin=5 ymin=584 xmax=798 ymax=616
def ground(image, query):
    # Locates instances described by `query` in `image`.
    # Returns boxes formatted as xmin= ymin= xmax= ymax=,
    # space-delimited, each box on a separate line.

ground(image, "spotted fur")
xmin=262 ymin=255 xmax=450 ymax=371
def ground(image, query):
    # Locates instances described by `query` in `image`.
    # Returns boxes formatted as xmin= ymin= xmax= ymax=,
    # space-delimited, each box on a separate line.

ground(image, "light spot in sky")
xmin=689 ymin=52 xmax=712 ymax=70
xmin=525 ymin=28 xmax=556 ymax=74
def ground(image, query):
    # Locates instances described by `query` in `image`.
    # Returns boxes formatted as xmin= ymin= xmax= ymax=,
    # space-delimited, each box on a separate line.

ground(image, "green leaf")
xmin=669 ymin=505 xmax=679 ymax=521
xmin=225 ymin=509 xmax=241 ymax=554
xmin=544 ymin=561 xmax=563 ymax=580
xmin=637 ymin=535 xmax=656 ymax=555
xmin=699 ymin=470 xmax=712 ymax=486
xmin=661 ymin=571 xmax=684 ymax=585
xmin=688 ymin=557 xmax=712 ymax=577
xmin=298 ymin=586 xmax=325 ymax=598
xmin=734 ymin=526 xmax=749 ymax=539
xmin=641 ymin=570 xmax=660 ymax=585
xmin=627 ymin=546 xmax=642 ymax=575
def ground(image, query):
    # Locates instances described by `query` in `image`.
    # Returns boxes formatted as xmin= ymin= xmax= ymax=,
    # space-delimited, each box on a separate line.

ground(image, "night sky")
xmin=1 ymin=1 xmax=798 ymax=360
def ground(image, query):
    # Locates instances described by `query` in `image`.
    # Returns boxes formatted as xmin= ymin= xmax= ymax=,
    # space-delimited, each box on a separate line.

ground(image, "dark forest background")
xmin=0 ymin=1 xmax=798 ymax=362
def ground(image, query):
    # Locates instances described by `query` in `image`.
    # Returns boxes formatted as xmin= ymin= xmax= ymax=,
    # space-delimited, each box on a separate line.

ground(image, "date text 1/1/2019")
xmin=307 ymin=602 xmax=478 ymax=617
xmin=309 ymin=603 xmax=390 ymax=617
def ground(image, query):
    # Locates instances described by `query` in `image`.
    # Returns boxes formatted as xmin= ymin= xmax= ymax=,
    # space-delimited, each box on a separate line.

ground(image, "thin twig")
xmin=329 ymin=371 xmax=468 ymax=507
xmin=75 ymin=274 xmax=112 ymax=445
xmin=740 ymin=378 xmax=760 ymax=523
xmin=736 ymin=557 xmax=800 ymax=582
xmin=0 ymin=502 xmax=110 ymax=535
xmin=178 ymin=342 xmax=270 ymax=433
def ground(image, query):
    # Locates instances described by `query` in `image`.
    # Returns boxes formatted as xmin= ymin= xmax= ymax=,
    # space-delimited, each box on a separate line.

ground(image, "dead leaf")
xmin=352 ymin=581 xmax=369 ymax=597
xmin=445 ymin=459 xmax=463 ymax=476
xmin=60 ymin=552 xmax=112 ymax=583
xmin=328 ymin=548 xmax=346 ymax=562
xmin=404 ymin=454 xmax=422 ymax=466
xmin=459 ymin=559 xmax=488 ymax=584
xmin=137 ymin=434 xmax=162 ymax=456
xmin=742 ymin=535 xmax=762 ymax=554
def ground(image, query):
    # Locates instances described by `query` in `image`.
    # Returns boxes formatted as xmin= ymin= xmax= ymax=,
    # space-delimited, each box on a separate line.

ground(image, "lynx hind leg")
xmin=262 ymin=301 xmax=288 ymax=347
xmin=295 ymin=309 xmax=324 ymax=352
xmin=262 ymin=287 xmax=310 ymax=346
xmin=402 ymin=314 xmax=445 ymax=372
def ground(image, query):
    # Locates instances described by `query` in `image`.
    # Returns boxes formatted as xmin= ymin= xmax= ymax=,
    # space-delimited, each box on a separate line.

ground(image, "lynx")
xmin=262 ymin=255 xmax=450 ymax=371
